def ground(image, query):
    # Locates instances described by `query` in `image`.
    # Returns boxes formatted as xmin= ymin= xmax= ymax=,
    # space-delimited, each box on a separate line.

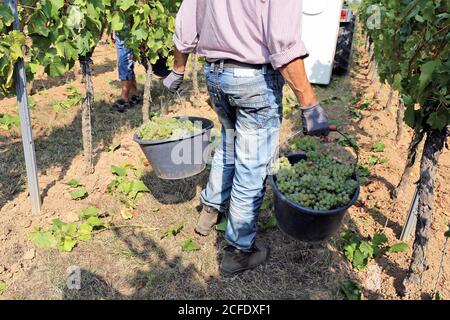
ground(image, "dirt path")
xmin=0 ymin=31 xmax=448 ymax=300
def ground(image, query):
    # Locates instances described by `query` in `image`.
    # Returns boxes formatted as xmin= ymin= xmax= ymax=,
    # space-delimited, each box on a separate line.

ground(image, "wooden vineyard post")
xmin=142 ymin=63 xmax=153 ymax=122
xmin=6 ymin=0 xmax=41 ymax=214
xmin=191 ymin=54 xmax=199 ymax=95
xmin=79 ymin=55 xmax=94 ymax=174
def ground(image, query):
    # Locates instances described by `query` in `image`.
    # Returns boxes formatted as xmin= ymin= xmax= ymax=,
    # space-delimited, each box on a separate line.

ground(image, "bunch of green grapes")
xmin=276 ymin=152 xmax=357 ymax=211
xmin=289 ymin=136 xmax=318 ymax=152
xmin=138 ymin=117 xmax=198 ymax=141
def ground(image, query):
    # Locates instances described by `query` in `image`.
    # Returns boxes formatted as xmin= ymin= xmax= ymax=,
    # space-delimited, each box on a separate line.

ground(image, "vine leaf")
xmin=418 ymin=60 xmax=441 ymax=93
xmin=67 ymin=179 xmax=82 ymax=188
xmin=161 ymin=221 xmax=184 ymax=239
xmin=111 ymin=165 xmax=127 ymax=177
xmin=77 ymin=223 xmax=93 ymax=241
xmin=28 ymin=228 xmax=57 ymax=249
xmin=181 ymin=238 xmax=201 ymax=252
xmin=80 ymin=207 xmax=100 ymax=219
xmin=0 ymin=281 xmax=6 ymax=295
xmin=215 ymin=216 xmax=227 ymax=232
xmin=388 ymin=242 xmax=409 ymax=253
xmin=70 ymin=187 xmax=87 ymax=200
xmin=340 ymin=280 xmax=362 ymax=300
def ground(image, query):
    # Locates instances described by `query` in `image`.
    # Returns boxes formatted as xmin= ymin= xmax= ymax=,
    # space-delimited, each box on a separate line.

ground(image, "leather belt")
xmin=206 ymin=59 xmax=273 ymax=70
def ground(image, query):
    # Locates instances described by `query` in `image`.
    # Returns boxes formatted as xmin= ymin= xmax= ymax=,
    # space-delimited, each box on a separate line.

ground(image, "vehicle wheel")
xmin=333 ymin=16 xmax=356 ymax=76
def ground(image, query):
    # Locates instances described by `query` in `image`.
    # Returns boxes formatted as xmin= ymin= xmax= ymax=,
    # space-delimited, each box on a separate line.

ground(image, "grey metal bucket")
xmin=134 ymin=116 xmax=215 ymax=180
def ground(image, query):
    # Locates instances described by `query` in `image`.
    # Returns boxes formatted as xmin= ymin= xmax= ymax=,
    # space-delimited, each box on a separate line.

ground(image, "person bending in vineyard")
xmin=111 ymin=33 xmax=141 ymax=112
xmin=163 ymin=0 xmax=330 ymax=276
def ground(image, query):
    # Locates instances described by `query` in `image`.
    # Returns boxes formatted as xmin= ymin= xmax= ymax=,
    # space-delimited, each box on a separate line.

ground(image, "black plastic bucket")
xmin=269 ymin=153 xmax=360 ymax=242
xmin=151 ymin=55 xmax=171 ymax=78
xmin=134 ymin=116 xmax=214 ymax=180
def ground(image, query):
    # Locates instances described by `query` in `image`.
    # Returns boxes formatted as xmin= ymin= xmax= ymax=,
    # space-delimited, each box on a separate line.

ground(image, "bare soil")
xmin=0 ymin=31 xmax=448 ymax=300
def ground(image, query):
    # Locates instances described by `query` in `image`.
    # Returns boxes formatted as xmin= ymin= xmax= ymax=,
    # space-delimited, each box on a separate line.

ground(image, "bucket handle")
xmin=159 ymin=88 xmax=188 ymax=118
xmin=278 ymin=126 xmax=360 ymax=174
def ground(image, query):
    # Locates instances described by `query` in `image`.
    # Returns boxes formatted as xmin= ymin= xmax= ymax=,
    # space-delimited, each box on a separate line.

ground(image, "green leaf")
xmin=70 ymin=187 xmax=87 ymax=200
xmin=110 ymin=12 xmax=124 ymax=31
xmin=51 ymin=219 xmax=65 ymax=233
xmin=87 ymin=216 xmax=104 ymax=228
xmin=117 ymin=179 xmax=133 ymax=194
xmin=0 ymin=281 xmax=6 ymax=295
xmin=129 ymin=180 xmax=150 ymax=199
xmin=80 ymin=206 xmax=100 ymax=219
xmin=111 ymin=165 xmax=127 ymax=177
xmin=372 ymin=233 xmax=389 ymax=247
xmin=8 ymin=31 xmax=25 ymax=61
xmin=215 ymin=216 xmax=227 ymax=232
xmin=340 ymin=280 xmax=361 ymax=300
xmin=340 ymin=230 xmax=361 ymax=243
xmin=352 ymin=249 xmax=368 ymax=270
xmin=404 ymin=105 xmax=416 ymax=128
xmin=373 ymin=141 xmax=385 ymax=153
xmin=359 ymin=241 xmax=374 ymax=258
xmin=59 ymin=236 xmax=77 ymax=252
xmin=418 ymin=60 xmax=441 ymax=93
xmin=67 ymin=179 xmax=82 ymax=188
xmin=118 ymin=0 xmax=135 ymax=11
xmin=45 ymin=56 xmax=68 ymax=77
xmin=388 ymin=242 xmax=409 ymax=253
xmin=427 ymin=108 xmax=449 ymax=131
xmin=181 ymin=238 xmax=201 ymax=252
xmin=77 ymin=223 xmax=93 ymax=241
xmin=368 ymin=155 xmax=379 ymax=166
xmin=343 ymin=242 xmax=357 ymax=262
xmin=161 ymin=221 xmax=184 ymax=238
xmin=393 ymin=73 xmax=402 ymax=91
xmin=62 ymin=223 xmax=78 ymax=237
xmin=28 ymin=228 xmax=57 ymax=249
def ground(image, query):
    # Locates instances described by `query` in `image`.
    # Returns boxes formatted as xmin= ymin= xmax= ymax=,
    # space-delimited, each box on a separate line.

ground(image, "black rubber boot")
xmin=220 ymin=242 xmax=270 ymax=277
xmin=194 ymin=205 xmax=221 ymax=236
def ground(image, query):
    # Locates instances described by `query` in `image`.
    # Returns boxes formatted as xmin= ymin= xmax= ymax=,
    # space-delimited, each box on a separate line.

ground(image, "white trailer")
xmin=302 ymin=0 xmax=355 ymax=85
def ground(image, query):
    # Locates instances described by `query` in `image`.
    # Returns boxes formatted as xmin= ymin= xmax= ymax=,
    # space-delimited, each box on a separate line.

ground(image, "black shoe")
xmin=129 ymin=94 xmax=142 ymax=106
xmin=111 ymin=98 xmax=129 ymax=113
xmin=194 ymin=205 xmax=221 ymax=236
xmin=220 ymin=242 xmax=270 ymax=277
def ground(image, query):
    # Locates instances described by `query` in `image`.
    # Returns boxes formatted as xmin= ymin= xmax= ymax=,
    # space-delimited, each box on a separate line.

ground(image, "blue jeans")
xmin=200 ymin=62 xmax=284 ymax=251
xmin=115 ymin=34 xmax=135 ymax=81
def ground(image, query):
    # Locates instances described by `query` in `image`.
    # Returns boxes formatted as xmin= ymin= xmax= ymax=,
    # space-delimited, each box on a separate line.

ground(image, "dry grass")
xmin=0 ymin=33 xmax=448 ymax=300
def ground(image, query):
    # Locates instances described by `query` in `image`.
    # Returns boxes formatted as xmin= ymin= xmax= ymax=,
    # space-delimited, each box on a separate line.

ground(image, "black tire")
xmin=333 ymin=16 xmax=356 ymax=76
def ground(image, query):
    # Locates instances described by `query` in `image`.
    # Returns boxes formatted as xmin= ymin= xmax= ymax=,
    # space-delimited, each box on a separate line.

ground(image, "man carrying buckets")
xmin=163 ymin=0 xmax=330 ymax=276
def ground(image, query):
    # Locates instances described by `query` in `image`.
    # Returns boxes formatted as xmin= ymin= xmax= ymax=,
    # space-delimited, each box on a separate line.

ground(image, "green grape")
xmin=138 ymin=117 xmax=199 ymax=141
xmin=276 ymin=153 xmax=357 ymax=211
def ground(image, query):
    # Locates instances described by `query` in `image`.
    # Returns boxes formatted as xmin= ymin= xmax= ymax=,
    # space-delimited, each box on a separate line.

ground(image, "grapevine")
xmin=360 ymin=0 xmax=449 ymax=295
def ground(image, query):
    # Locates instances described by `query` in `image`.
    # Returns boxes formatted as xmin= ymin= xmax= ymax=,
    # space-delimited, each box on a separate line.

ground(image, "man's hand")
xmin=163 ymin=70 xmax=185 ymax=93
xmin=301 ymin=103 xmax=330 ymax=136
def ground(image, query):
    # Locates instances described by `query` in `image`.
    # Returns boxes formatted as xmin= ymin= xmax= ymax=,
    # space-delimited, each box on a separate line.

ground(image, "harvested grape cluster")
xmin=276 ymin=152 xmax=357 ymax=211
xmin=137 ymin=117 xmax=199 ymax=141
xmin=289 ymin=136 xmax=318 ymax=152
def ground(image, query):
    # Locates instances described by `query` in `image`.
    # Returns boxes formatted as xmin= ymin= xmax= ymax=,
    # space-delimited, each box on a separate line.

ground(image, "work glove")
xmin=163 ymin=70 xmax=184 ymax=93
xmin=301 ymin=103 xmax=330 ymax=136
